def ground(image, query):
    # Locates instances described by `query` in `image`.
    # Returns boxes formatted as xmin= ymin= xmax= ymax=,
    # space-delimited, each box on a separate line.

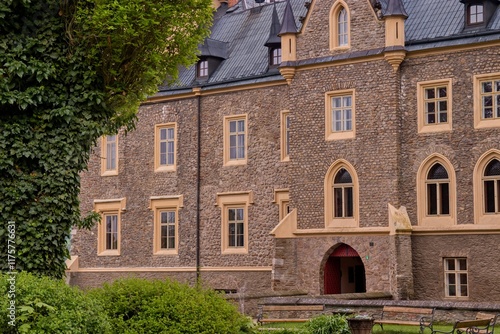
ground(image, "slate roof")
xmin=159 ymin=0 xmax=500 ymax=93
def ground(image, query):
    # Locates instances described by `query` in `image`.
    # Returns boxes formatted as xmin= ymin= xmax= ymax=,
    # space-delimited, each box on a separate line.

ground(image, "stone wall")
xmin=412 ymin=234 xmax=500 ymax=302
xmin=287 ymin=59 xmax=400 ymax=230
xmin=297 ymin=0 xmax=385 ymax=59
xmin=399 ymin=46 xmax=500 ymax=225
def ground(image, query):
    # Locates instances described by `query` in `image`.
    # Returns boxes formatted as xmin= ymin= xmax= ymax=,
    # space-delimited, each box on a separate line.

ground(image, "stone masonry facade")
xmin=72 ymin=0 xmax=500 ymax=308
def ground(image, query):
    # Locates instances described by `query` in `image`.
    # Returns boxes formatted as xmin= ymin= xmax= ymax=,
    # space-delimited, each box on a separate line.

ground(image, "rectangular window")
xmin=325 ymin=90 xmax=355 ymax=140
xmin=150 ymin=196 xmax=183 ymax=255
xmin=481 ymin=80 xmax=500 ymax=120
xmin=160 ymin=210 xmax=176 ymax=250
xmin=104 ymin=214 xmax=118 ymax=250
xmin=334 ymin=186 xmax=353 ymax=218
xmin=155 ymin=123 xmax=176 ymax=172
xmin=101 ymin=135 xmax=118 ymax=176
xmin=228 ymin=208 xmax=245 ymax=247
xmin=424 ymin=86 xmax=448 ymax=125
xmin=94 ymin=198 xmax=125 ymax=256
xmin=216 ymin=191 xmax=253 ymax=254
xmin=332 ymin=96 xmax=352 ymax=132
xmin=198 ymin=60 xmax=208 ymax=78
xmin=417 ymin=79 xmax=452 ymax=133
xmin=444 ymin=258 xmax=468 ymax=298
xmin=468 ymin=4 xmax=484 ymax=25
xmin=224 ymin=115 xmax=247 ymax=166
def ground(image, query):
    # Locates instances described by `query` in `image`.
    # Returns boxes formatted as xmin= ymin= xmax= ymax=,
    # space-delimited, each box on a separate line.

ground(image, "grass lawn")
xmin=258 ymin=322 xmax=500 ymax=333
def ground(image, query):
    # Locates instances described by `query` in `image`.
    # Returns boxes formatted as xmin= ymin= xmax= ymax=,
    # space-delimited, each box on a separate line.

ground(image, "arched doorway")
xmin=323 ymin=243 xmax=366 ymax=294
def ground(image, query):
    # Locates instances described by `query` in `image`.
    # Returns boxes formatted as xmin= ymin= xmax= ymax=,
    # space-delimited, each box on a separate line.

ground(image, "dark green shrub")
xmin=0 ymin=272 xmax=110 ymax=333
xmin=90 ymin=277 xmax=255 ymax=334
xmin=304 ymin=314 xmax=350 ymax=334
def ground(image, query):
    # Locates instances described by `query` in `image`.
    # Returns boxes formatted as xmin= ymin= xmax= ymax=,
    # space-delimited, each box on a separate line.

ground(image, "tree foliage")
xmin=0 ymin=0 xmax=212 ymax=278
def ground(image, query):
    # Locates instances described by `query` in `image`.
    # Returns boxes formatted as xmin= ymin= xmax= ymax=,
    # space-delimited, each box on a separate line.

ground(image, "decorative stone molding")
xmin=279 ymin=66 xmax=296 ymax=85
xmin=384 ymin=49 xmax=406 ymax=72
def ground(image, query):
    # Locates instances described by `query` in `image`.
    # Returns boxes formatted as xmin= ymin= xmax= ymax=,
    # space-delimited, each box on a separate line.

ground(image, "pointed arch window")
xmin=426 ymin=163 xmax=450 ymax=216
xmin=338 ymin=8 xmax=348 ymax=47
xmin=325 ymin=161 xmax=358 ymax=228
xmin=417 ymin=155 xmax=456 ymax=226
xmin=334 ymin=168 xmax=354 ymax=218
xmin=330 ymin=1 xmax=350 ymax=50
xmin=483 ymin=159 xmax=500 ymax=214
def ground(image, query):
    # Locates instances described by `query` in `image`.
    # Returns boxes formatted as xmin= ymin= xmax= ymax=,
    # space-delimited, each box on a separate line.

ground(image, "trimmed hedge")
xmin=0 ymin=274 xmax=255 ymax=334
xmin=0 ymin=272 xmax=109 ymax=333
xmin=90 ymin=277 xmax=254 ymax=334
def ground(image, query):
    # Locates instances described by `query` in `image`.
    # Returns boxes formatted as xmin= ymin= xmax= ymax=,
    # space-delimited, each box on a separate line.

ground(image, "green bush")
xmin=90 ymin=277 xmax=255 ymax=334
xmin=0 ymin=272 xmax=110 ymax=334
xmin=304 ymin=314 xmax=350 ymax=334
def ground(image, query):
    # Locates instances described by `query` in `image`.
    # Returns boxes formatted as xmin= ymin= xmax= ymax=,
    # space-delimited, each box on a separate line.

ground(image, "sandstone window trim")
xmin=325 ymin=89 xmax=356 ymax=141
xmin=216 ymin=191 xmax=253 ymax=254
xmin=223 ymin=114 xmax=248 ymax=166
xmin=417 ymin=79 xmax=453 ymax=134
xmin=101 ymin=135 xmax=118 ymax=176
xmin=416 ymin=154 xmax=456 ymax=227
xmin=473 ymin=149 xmax=500 ymax=224
xmin=473 ymin=72 xmax=500 ymax=129
xmin=280 ymin=110 xmax=290 ymax=161
xmin=329 ymin=1 xmax=351 ymax=51
xmin=154 ymin=123 xmax=177 ymax=172
xmin=94 ymin=198 xmax=126 ymax=256
xmin=443 ymin=257 xmax=469 ymax=299
xmin=149 ymin=195 xmax=183 ymax=255
xmin=274 ymin=189 xmax=290 ymax=222
xmin=324 ymin=160 xmax=358 ymax=228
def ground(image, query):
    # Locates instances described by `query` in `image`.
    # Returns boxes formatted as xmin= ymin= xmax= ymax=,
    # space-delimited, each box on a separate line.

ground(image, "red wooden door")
xmin=324 ymin=257 xmax=341 ymax=294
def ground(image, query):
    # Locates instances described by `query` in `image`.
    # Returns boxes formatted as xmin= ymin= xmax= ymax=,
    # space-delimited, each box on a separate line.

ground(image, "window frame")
xmin=444 ymin=257 xmax=469 ymax=298
xmin=280 ymin=110 xmax=290 ymax=161
xmin=329 ymin=1 xmax=350 ymax=50
xmin=324 ymin=160 xmax=358 ymax=228
xmin=94 ymin=198 xmax=126 ymax=256
xmin=216 ymin=191 xmax=253 ymax=254
xmin=473 ymin=72 xmax=500 ymax=129
xmin=467 ymin=4 xmax=484 ymax=25
xmin=325 ymin=89 xmax=355 ymax=140
xmin=417 ymin=155 xmax=456 ymax=226
xmin=149 ymin=195 xmax=183 ymax=255
xmin=473 ymin=149 xmax=500 ymax=224
xmin=270 ymin=47 xmax=282 ymax=66
xmin=417 ymin=79 xmax=453 ymax=133
xmin=197 ymin=59 xmax=209 ymax=78
xmin=101 ymin=135 xmax=118 ymax=176
xmin=223 ymin=114 xmax=248 ymax=166
xmin=154 ymin=123 xmax=177 ymax=172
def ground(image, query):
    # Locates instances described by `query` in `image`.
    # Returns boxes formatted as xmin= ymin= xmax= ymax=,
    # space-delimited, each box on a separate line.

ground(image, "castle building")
xmin=70 ymin=0 xmax=500 ymax=307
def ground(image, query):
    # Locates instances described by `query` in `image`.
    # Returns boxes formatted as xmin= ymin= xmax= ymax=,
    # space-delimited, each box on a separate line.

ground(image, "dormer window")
xmin=461 ymin=0 xmax=497 ymax=29
xmin=197 ymin=59 xmax=208 ymax=78
xmin=271 ymin=47 xmax=282 ymax=66
xmin=468 ymin=4 xmax=484 ymax=24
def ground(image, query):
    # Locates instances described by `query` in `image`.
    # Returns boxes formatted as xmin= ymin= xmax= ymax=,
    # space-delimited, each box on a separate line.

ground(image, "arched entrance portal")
xmin=323 ymin=244 xmax=366 ymax=294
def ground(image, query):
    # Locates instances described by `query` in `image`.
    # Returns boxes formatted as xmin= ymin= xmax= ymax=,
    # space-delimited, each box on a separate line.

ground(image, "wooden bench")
xmin=431 ymin=319 xmax=493 ymax=334
xmin=373 ymin=306 xmax=435 ymax=333
xmin=454 ymin=313 xmax=498 ymax=334
xmin=256 ymin=304 xmax=324 ymax=325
